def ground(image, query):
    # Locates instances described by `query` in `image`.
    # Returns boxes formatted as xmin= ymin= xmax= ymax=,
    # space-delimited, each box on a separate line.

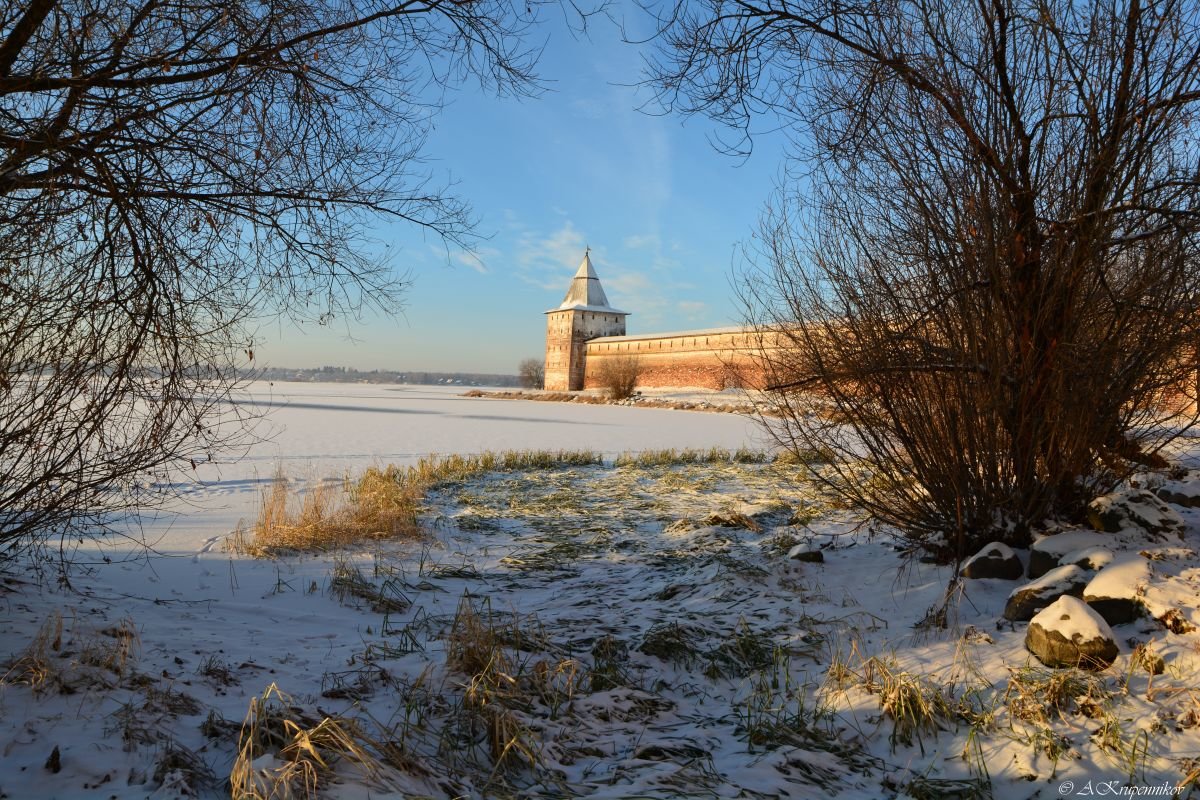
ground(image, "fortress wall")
xmin=582 ymin=329 xmax=772 ymax=390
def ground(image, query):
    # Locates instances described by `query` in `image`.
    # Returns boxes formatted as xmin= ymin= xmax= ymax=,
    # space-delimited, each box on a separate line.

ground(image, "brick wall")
xmin=582 ymin=329 xmax=772 ymax=390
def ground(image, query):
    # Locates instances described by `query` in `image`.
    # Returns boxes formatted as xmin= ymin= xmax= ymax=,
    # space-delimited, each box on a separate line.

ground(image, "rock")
xmin=962 ymin=625 xmax=994 ymax=644
xmin=1028 ymin=531 xmax=1111 ymax=578
xmin=1025 ymin=596 xmax=1119 ymax=670
xmin=1082 ymin=554 xmax=1152 ymax=625
xmin=960 ymin=541 xmax=1023 ymax=580
xmin=1156 ymin=488 xmax=1200 ymax=508
xmin=44 ymin=745 xmax=61 ymax=774
xmin=1154 ymin=470 xmax=1200 ymax=508
xmin=1004 ymin=564 xmax=1091 ymax=621
xmin=787 ymin=542 xmax=824 ymax=563
xmin=1087 ymin=490 xmax=1184 ymax=540
xmin=1059 ymin=546 xmax=1114 ymax=572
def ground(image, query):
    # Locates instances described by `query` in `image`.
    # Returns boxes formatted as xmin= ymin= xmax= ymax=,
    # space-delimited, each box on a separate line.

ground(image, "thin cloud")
xmin=515 ymin=221 xmax=590 ymax=290
xmin=454 ymin=246 xmax=498 ymax=274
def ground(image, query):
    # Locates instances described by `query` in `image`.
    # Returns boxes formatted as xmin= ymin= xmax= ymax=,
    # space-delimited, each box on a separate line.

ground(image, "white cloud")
xmin=515 ymin=220 xmax=590 ymax=290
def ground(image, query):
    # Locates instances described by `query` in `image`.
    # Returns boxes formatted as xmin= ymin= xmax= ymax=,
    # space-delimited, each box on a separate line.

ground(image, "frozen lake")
xmin=147 ymin=382 xmax=766 ymax=553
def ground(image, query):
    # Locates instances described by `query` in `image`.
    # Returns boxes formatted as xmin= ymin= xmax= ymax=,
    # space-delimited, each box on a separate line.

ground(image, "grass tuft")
xmin=231 ymin=683 xmax=386 ymax=800
xmin=859 ymin=655 xmax=954 ymax=753
xmin=1 ymin=611 xmax=65 ymax=694
xmin=444 ymin=594 xmax=580 ymax=779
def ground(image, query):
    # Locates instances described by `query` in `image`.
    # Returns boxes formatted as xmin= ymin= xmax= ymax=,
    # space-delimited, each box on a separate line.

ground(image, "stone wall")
xmin=582 ymin=328 xmax=771 ymax=390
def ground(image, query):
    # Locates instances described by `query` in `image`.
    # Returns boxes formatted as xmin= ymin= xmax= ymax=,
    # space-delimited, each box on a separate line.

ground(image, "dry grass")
xmin=1004 ymin=665 xmax=1112 ymax=725
xmin=2 ymin=611 xmax=141 ymax=695
xmin=614 ymin=446 xmax=765 ymax=467
xmin=859 ymin=655 xmax=954 ymax=753
xmin=236 ymin=450 xmax=603 ymax=555
xmin=80 ymin=617 xmax=140 ymax=678
xmin=231 ymin=683 xmax=387 ymax=800
xmin=2 ymin=611 xmax=64 ymax=694
xmin=444 ymin=594 xmax=580 ymax=780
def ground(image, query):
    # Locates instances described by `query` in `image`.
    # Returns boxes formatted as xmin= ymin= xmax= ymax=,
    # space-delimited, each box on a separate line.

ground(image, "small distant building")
xmin=543 ymin=251 xmax=768 ymax=391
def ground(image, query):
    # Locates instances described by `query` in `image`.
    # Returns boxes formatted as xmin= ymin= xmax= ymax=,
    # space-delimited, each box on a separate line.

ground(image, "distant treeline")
xmin=243 ymin=365 xmax=522 ymax=387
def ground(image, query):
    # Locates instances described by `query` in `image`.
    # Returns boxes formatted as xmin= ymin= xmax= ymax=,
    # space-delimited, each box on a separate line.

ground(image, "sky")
xmin=254 ymin=2 xmax=790 ymax=374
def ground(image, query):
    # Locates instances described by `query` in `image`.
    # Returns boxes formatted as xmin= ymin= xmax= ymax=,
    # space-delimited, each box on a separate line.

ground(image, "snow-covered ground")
xmin=1 ymin=383 xmax=1198 ymax=799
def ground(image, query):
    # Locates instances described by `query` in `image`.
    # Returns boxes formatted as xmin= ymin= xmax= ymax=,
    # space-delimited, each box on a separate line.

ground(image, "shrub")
xmin=594 ymin=355 xmax=640 ymax=400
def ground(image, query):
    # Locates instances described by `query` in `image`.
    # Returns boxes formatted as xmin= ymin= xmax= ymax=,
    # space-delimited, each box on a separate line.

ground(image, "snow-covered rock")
xmin=1028 ymin=530 xmax=1111 ymax=578
xmin=1083 ymin=553 xmax=1153 ymax=625
xmin=787 ymin=541 xmax=824 ymax=563
xmin=1087 ymin=490 xmax=1184 ymax=539
xmin=1152 ymin=469 xmax=1200 ymax=508
xmin=1059 ymin=545 xmax=1114 ymax=572
xmin=959 ymin=541 xmax=1023 ymax=580
xmin=1004 ymin=564 xmax=1091 ymax=621
xmin=1025 ymin=596 xmax=1119 ymax=670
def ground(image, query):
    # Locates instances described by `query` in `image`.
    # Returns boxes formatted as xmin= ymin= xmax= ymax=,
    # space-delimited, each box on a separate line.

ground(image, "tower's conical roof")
xmin=547 ymin=251 xmax=629 ymax=314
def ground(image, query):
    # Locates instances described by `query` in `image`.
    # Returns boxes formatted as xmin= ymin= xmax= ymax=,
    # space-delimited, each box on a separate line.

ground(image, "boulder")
xmin=787 ymin=542 xmax=824 ymax=563
xmin=1153 ymin=470 xmax=1200 ymax=508
xmin=1028 ymin=531 xmax=1111 ymax=578
xmin=1082 ymin=554 xmax=1152 ymax=625
xmin=1004 ymin=564 xmax=1091 ymax=621
xmin=1059 ymin=546 xmax=1114 ymax=572
xmin=1025 ymin=596 xmax=1119 ymax=670
xmin=960 ymin=542 xmax=1023 ymax=580
xmin=1087 ymin=490 xmax=1184 ymax=540
xmin=1156 ymin=487 xmax=1200 ymax=508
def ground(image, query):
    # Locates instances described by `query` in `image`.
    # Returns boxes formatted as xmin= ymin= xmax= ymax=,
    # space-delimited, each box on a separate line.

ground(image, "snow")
xmin=786 ymin=541 xmax=819 ymax=558
xmin=1083 ymin=553 xmax=1153 ymax=600
xmin=1029 ymin=596 xmax=1115 ymax=644
xmin=1009 ymin=563 xmax=1087 ymax=596
xmin=1 ymin=382 xmax=1198 ymax=799
xmin=1059 ymin=545 xmax=1114 ymax=570
xmin=962 ymin=541 xmax=1015 ymax=567
xmin=1030 ymin=529 xmax=1111 ymax=557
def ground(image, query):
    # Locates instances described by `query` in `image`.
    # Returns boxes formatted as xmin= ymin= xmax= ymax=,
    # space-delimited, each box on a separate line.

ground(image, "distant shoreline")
xmin=241 ymin=366 xmax=521 ymax=387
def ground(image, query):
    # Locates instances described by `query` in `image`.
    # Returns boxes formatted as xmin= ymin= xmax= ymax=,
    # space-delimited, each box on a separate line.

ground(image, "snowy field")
xmin=1 ymin=383 xmax=1198 ymax=799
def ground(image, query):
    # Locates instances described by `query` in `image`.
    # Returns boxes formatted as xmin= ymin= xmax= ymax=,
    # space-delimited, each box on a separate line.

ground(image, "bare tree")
xmin=518 ymin=358 xmax=545 ymax=390
xmin=649 ymin=0 xmax=1200 ymax=553
xmin=0 ymin=0 xmax=592 ymax=562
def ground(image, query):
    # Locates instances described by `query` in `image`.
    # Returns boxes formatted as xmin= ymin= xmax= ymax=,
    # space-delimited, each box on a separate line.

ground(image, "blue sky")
xmin=255 ymin=3 xmax=788 ymax=373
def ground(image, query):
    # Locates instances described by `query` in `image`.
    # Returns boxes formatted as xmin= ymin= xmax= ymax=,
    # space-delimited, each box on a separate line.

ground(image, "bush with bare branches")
xmin=650 ymin=0 xmax=1200 ymax=555
xmin=594 ymin=356 xmax=640 ymax=400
